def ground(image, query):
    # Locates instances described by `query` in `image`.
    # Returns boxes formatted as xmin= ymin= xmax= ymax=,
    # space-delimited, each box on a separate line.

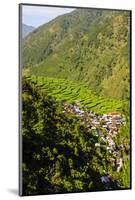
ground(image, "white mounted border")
xmin=0 ymin=0 xmax=134 ymax=200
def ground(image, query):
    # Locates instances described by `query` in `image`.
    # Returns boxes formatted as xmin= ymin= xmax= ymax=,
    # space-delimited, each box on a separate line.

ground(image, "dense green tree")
xmin=22 ymin=78 xmax=124 ymax=195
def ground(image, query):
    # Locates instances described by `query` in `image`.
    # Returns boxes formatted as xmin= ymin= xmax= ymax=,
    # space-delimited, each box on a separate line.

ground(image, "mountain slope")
xmin=22 ymin=24 xmax=35 ymax=38
xmin=22 ymin=77 xmax=129 ymax=195
xmin=22 ymin=9 xmax=130 ymax=100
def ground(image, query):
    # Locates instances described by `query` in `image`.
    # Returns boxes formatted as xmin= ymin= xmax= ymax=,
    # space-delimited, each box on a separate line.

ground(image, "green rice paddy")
xmin=25 ymin=75 xmax=124 ymax=114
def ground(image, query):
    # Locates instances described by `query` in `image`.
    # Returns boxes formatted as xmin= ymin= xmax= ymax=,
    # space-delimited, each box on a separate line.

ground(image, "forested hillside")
xmin=22 ymin=9 xmax=130 ymax=100
xmin=22 ymin=77 xmax=130 ymax=195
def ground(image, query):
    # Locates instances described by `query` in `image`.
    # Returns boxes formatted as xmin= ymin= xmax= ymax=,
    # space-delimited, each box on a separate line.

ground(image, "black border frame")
xmin=19 ymin=3 xmax=132 ymax=196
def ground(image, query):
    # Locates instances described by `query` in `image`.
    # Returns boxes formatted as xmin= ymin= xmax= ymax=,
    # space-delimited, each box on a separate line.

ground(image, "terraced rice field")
xmin=26 ymin=75 xmax=124 ymax=114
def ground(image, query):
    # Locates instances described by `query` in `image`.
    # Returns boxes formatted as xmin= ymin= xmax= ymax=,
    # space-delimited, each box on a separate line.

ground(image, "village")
xmin=62 ymin=101 xmax=126 ymax=189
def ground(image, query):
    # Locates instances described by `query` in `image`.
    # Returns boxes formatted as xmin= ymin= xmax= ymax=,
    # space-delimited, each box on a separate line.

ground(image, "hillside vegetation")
xmin=22 ymin=9 xmax=130 ymax=100
xmin=22 ymin=77 xmax=130 ymax=195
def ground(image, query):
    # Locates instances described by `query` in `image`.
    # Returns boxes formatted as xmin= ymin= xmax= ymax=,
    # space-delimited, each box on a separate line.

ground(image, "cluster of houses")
xmin=62 ymin=101 xmax=126 ymax=174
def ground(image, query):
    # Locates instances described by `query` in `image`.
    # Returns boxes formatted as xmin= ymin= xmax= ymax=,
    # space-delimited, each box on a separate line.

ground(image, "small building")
xmin=95 ymin=143 xmax=100 ymax=147
xmin=108 ymin=112 xmax=121 ymax=120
